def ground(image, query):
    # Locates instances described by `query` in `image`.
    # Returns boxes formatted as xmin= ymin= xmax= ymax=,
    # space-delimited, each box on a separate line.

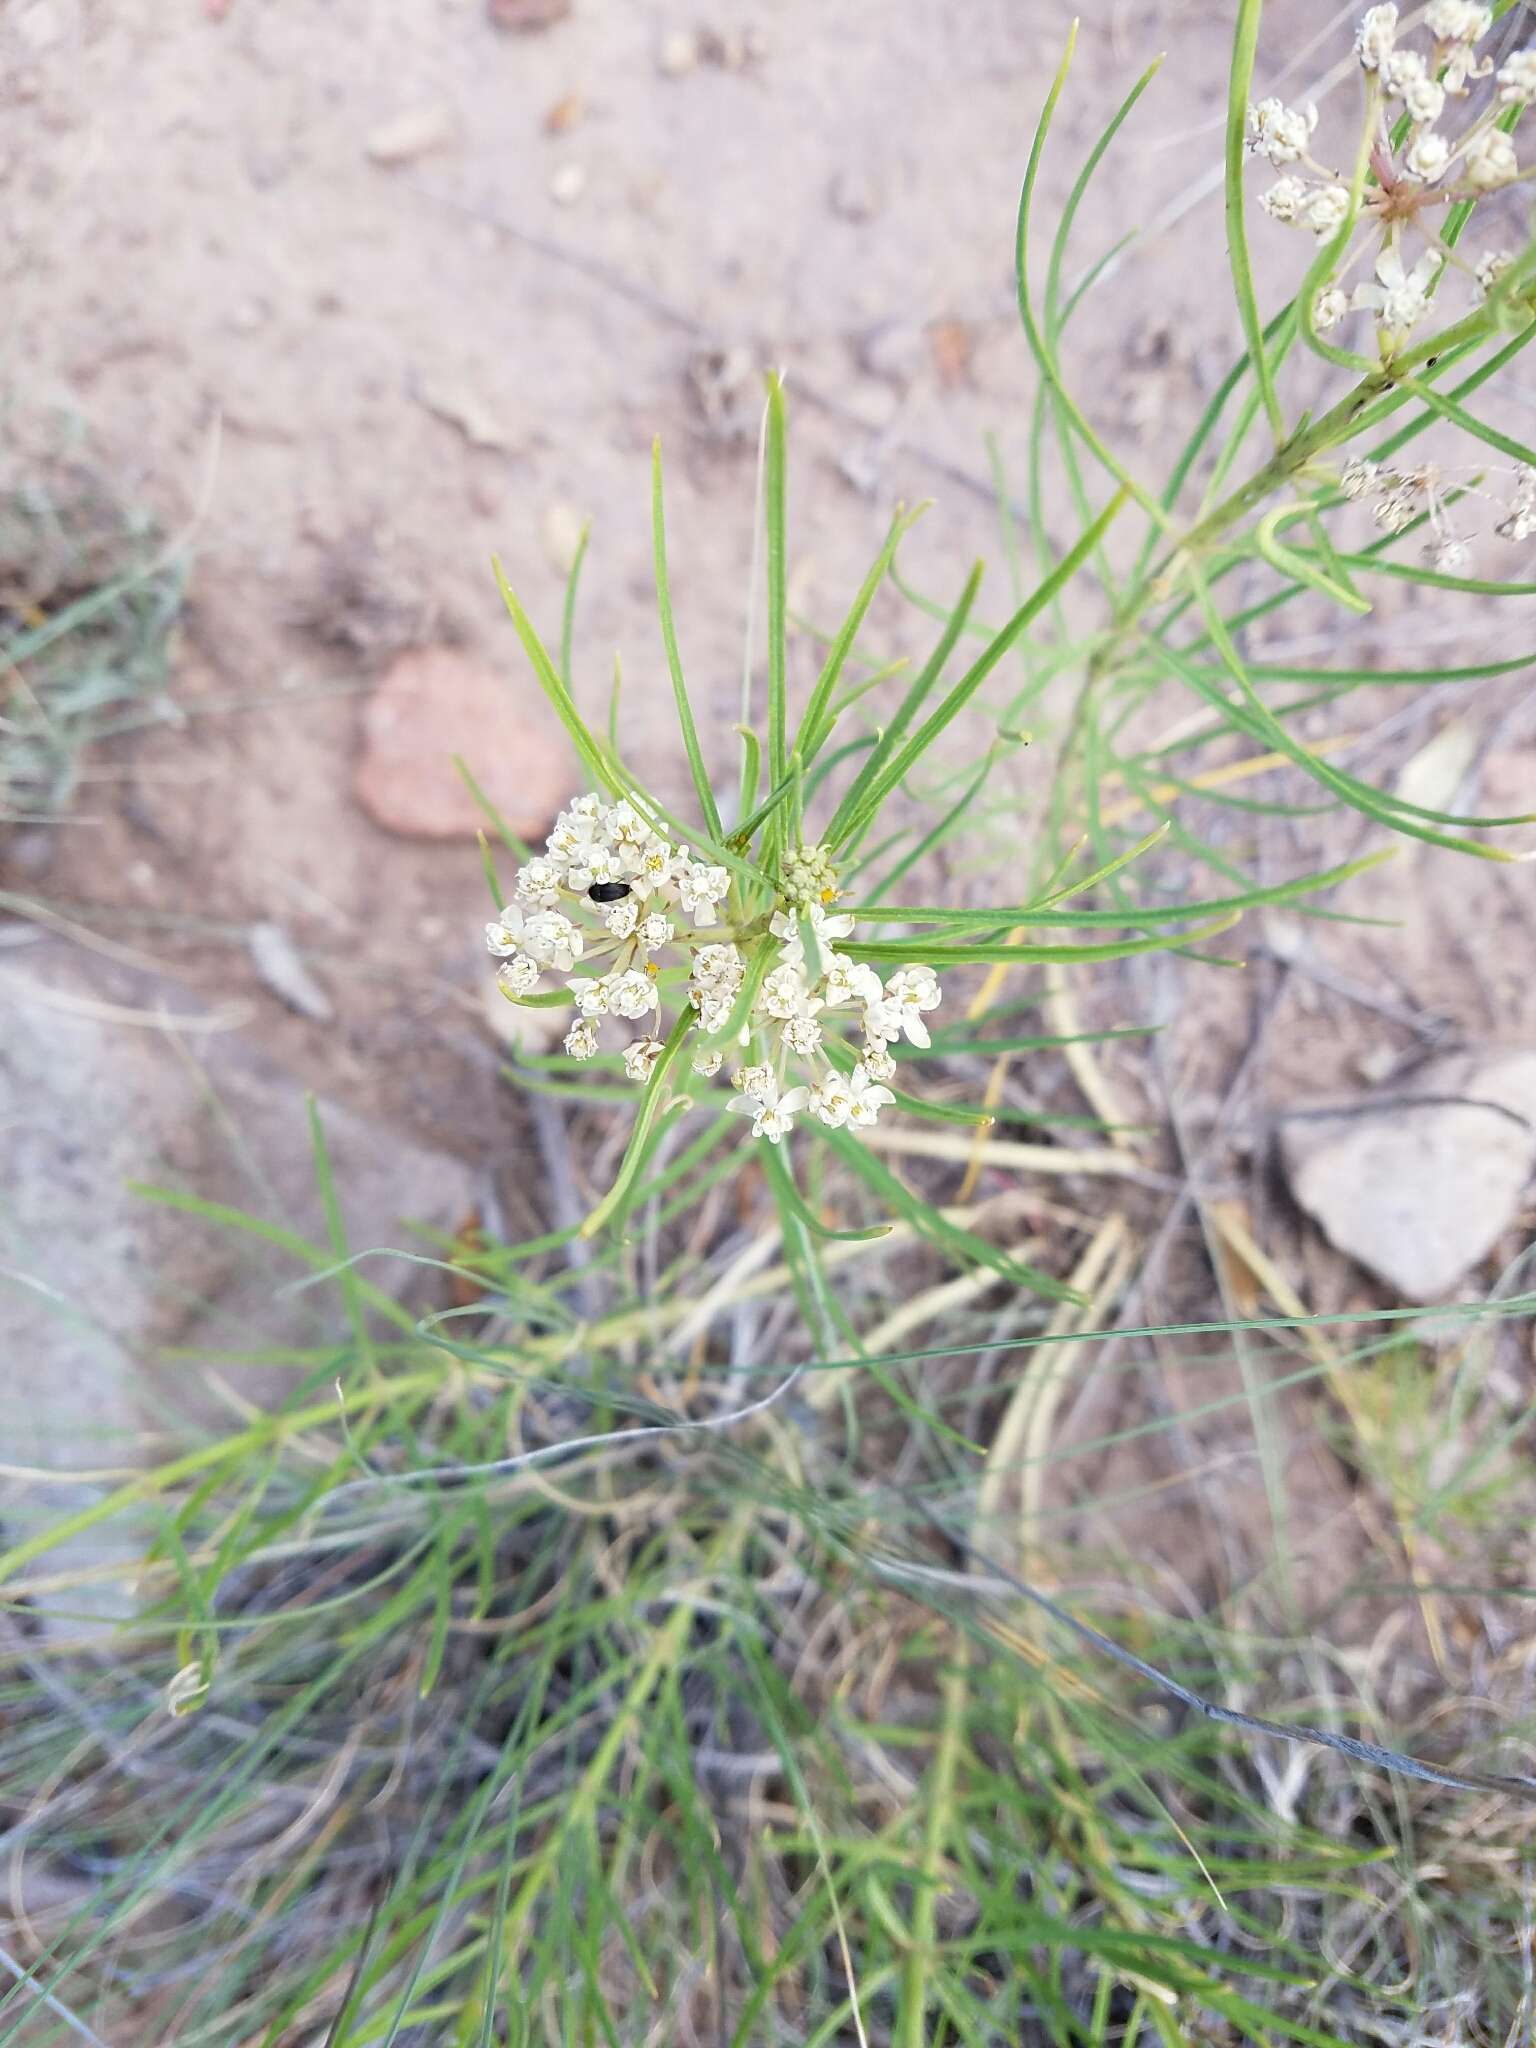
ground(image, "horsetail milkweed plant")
xmin=486 ymin=2 xmax=1535 ymax=1235
xmin=7 ymin=8 xmax=1536 ymax=2048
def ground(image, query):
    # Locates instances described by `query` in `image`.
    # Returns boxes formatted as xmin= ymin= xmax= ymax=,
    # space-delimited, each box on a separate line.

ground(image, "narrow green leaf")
xmin=833 ymin=488 xmax=1129 ymax=853
xmin=795 ymin=503 xmax=926 ymax=763
xmin=764 ymin=372 xmax=789 ymax=802
xmin=492 ymin=558 xmax=620 ymax=796
xmin=1228 ymin=0 xmax=1287 ymax=440
xmin=652 ymin=439 xmax=724 ymax=838
xmin=559 ymin=515 xmax=590 ymax=693
xmin=824 ymin=561 xmax=985 ymax=848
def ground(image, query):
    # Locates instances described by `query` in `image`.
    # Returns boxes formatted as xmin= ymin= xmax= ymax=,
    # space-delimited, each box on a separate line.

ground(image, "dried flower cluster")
xmin=1249 ymin=2 xmax=1531 ymax=351
xmin=485 ymin=794 xmax=944 ymax=1143
xmin=1340 ymin=454 xmax=1536 ymax=564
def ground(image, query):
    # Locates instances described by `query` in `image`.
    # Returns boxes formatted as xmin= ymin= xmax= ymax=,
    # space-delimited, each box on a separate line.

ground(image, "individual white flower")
xmin=1315 ymin=286 xmax=1350 ymax=331
xmin=860 ymin=1041 xmax=897 ymax=1084
xmin=691 ymin=990 xmax=734 ymax=1033
xmin=1259 ymin=174 xmax=1310 ymax=223
xmin=1245 ymin=97 xmax=1318 ymax=167
xmin=759 ymin=963 xmax=814 ymax=1021
xmin=496 ymin=954 xmax=541 ymax=998
xmin=604 ymin=799 xmax=656 ymax=853
xmin=809 ymin=1071 xmax=854 ymax=1127
xmin=606 ymin=968 xmax=660 ymax=1020
xmin=630 ymin=838 xmax=676 ymax=899
xmin=622 ymin=1036 xmax=665 ymax=1082
xmin=770 ymin=903 xmax=856 ymax=971
xmin=1440 ymin=29 xmax=1493 ymax=95
xmin=691 ymin=942 xmax=745 ymax=993
xmin=636 ymin=913 xmax=674 ymax=952
xmin=566 ymin=840 xmax=626 ymax=891
xmin=1405 ymin=130 xmax=1450 ymax=182
xmin=1499 ymin=49 xmax=1536 ymax=104
xmin=1403 ymin=73 xmax=1447 ymax=124
xmin=485 ymin=906 xmax=526 ymax=957
xmin=781 ymin=1010 xmax=824 ymax=1058
xmin=1425 ymin=0 xmax=1490 ymax=41
xmin=843 ymin=1064 xmax=896 ymax=1130
xmin=862 ymin=995 xmax=901 ymax=1047
xmin=1355 ymin=2 xmax=1397 ymax=71
xmin=675 ymin=859 xmax=730 ymax=925
xmin=547 ymin=805 xmax=601 ymax=867
xmin=1463 ymin=128 xmax=1517 ymax=190
xmin=692 ymin=1045 xmax=725 ymax=1078
xmin=564 ymin=1018 xmax=600 ymax=1061
xmin=1476 ymin=248 xmax=1513 ymax=300
xmin=520 ymin=910 xmax=584 ymax=971
xmin=1380 ymin=46 xmax=1425 ymax=94
xmin=1352 ymin=243 xmax=1442 ymax=340
xmin=727 ymin=1077 xmax=808 ymax=1144
xmin=605 ymin=898 xmax=640 ymax=939
xmin=1340 ymin=456 xmax=1379 ymax=499
xmin=570 ymin=975 xmax=611 ymax=1018
xmin=515 ymin=857 xmax=564 ymax=908
xmin=880 ymin=964 xmax=943 ymax=1049
xmin=823 ymin=953 xmax=884 ymax=1009
xmin=735 ymin=1063 xmax=777 ymax=1101
xmin=1302 ymin=183 xmax=1351 ymax=236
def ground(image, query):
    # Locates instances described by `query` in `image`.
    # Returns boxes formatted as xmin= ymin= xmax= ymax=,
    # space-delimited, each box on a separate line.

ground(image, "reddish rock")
xmin=354 ymin=647 xmax=573 ymax=841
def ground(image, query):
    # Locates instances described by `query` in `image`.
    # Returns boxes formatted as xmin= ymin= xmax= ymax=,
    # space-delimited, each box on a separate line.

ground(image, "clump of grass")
xmin=5 ymin=2 xmax=1536 ymax=2042
xmin=0 ymin=444 xmax=184 ymax=822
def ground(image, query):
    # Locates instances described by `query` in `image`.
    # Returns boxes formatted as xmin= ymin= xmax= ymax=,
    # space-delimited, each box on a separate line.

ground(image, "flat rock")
xmin=0 ymin=937 xmax=481 ymax=1636
xmin=1278 ymin=1050 xmax=1536 ymax=1302
xmin=353 ymin=645 xmax=573 ymax=841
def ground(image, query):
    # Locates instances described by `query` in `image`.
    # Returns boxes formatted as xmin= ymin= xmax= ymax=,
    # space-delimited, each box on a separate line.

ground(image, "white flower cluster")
xmin=1252 ymin=4 xmax=1530 ymax=351
xmin=485 ymin=791 xmax=728 ymax=1067
xmin=485 ymin=799 xmax=945 ymax=1145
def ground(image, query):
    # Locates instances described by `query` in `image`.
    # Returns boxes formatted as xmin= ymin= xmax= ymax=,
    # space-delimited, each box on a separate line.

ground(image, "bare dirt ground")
xmin=4 ymin=0 xmax=1535 ymax=1625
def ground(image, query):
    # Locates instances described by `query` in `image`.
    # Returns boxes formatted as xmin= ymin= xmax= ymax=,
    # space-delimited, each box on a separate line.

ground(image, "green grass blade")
xmin=652 ymin=439 xmax=723 ymax=839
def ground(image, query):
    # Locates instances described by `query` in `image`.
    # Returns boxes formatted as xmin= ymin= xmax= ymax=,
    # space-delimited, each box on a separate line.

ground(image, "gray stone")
xmin=1278 ymin=1050 xmax=1536 ymax=1302
xmin=0 ymin=937 xmax=480 ymax=1636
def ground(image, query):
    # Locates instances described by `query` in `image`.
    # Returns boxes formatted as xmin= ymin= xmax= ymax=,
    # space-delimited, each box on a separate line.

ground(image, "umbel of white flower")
xmin=484 ymin=794 xmax=944 ymax=1144
xmin=1248 ymin=3 xmax=1532 ymax=354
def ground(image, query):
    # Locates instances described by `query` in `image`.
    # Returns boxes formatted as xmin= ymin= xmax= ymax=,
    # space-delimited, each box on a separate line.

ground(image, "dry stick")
xmin=988 ymin=1224 xmax=1134 ymax=1571
xmin=856 ymin=1124 xmax=1173 ymax=1185
xmin=1053 ymin=957 xmax=1296 ymax=1453
xmin=879 ymin=1500 xmax=1536 ymax=1803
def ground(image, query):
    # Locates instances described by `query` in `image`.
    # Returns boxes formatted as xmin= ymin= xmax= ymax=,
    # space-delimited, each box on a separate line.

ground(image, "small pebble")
xmin=829 ymin=168 xmax=880 ymax=223
xmin=549 ymin=160 xmax=586 ymax=206
xmin=366 ymin=102 xmax=456 ymax=167
xmin=657 ymin=27 xmax=698 ymax=75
